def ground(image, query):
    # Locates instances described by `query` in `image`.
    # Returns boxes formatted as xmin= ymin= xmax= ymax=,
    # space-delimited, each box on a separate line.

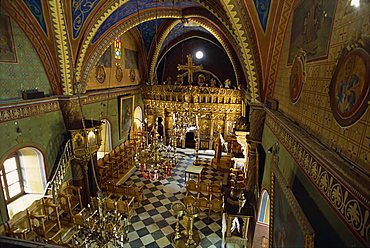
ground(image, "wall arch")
xmin=1 ymin=146 xmax=47 ymax=219
xmin=97 ymin=119 xmax=112 ymax=159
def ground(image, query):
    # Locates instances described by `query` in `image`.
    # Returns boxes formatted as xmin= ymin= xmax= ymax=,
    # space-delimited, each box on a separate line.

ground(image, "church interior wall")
xmin=0 ymin=109 xmax=67 ymax=224
xmin=86 ymin=31 xmax=142 ymax=91
xmin=80 ymin=93 xmax=143 ymax=146
xmin=261 ymin=124 xmax=362 ymax=247
xmin=0 ymin=19 xmax=52 ymax=101
xmin=272 ymin=0 xmax=369 ymax=171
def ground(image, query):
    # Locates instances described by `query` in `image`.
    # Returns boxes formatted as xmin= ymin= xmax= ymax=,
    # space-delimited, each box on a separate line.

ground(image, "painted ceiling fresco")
xmin=253 ymin=0 xmax=271 ymax=32
xmin=72 ymin=0 xmax=100 ymax=38
xmin=92 ymin=0 xmax=201 ymax=43
xmin=137 ymin=19 xmax=165 ymax=52
xmin=160 ymin=22 xmax=211 ymax=53
xmin=23 ymin=0 xmax=48 ymax=35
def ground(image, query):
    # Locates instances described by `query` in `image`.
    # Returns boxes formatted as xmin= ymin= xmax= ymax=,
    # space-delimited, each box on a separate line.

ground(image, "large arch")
xmin=78 ymin=6 xmax=260 ymax=98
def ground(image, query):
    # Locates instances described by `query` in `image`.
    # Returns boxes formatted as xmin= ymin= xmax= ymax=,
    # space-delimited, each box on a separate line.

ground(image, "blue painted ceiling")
xmin=160 ymin=22 xmax=211 ymax=53
xmin=72 ymin=0 xmax=100 ymax=38
xmin=137 ymin=19 xmax=165 ymax=53
xmin=23 ymin=0 xmax=48 ymax=35
xmin=92 ymin=0 xmax=200 ymax=43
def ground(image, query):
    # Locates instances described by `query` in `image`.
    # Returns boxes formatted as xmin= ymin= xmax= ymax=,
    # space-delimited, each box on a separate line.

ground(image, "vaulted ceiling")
xmin=4 ymin=0 xmax=279 ymax=102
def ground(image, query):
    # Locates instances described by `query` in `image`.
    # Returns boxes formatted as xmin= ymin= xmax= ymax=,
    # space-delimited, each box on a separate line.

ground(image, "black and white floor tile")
xmin=122 ymin=150 xmax=224 ymax=248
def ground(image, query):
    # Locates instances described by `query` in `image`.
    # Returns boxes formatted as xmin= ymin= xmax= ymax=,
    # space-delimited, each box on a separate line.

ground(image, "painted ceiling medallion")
xmin=289 ymin=49 xmax=306 ymax=103
xmin=116 ymin=64 xmax=123 ymax=82
xmin=329 ymin=39 xmax=370 ymax=127
xmin=129 ymin=69 xmax=136 ymax=82
xmin=96 ymin=64 xmax=106 ymax=84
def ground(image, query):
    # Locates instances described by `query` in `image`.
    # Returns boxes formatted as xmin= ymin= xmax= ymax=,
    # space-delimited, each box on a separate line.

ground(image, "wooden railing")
xmin=43 ymin=140 xmax=74 ymax=202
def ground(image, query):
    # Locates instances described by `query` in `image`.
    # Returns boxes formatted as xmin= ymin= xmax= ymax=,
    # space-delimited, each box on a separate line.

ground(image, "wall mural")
xmin=0 ymin=15 xmax=17 ymax=63
xmin=271 ymin=162 xmax=314 ymax=248
xmin=124 ymin=49 xmax=138 ymax=69
xmin=98 ymin=46 xmax=112 ymax=68
xmin=329 ymin=40 xmax=370 ymax=127
xmin=253 ymin=0 xmax=271 ymax=32
xmin=289 ymin=49 xmax=306 ymax=103
xmin=72 ymin=0 xmax=100 ymax=39
xmin=288 ymin=0 xmax=337 ymax=64
xmin=119 ymin=95 xmax=134 ymax=140
xmin=23 ymin=0 xmax=48 ymax=35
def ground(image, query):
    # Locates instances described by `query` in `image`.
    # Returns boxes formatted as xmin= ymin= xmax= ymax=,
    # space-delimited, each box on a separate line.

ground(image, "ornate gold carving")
xmin=0 ymin=100 xmax=60 ymax=123
xmin=49 ymin=0 xmax=73 ymax=95
xmin=220 ymin=0 xmax=259 ymax=102
xmin=266 ymin=109 xmax=370 ymax=245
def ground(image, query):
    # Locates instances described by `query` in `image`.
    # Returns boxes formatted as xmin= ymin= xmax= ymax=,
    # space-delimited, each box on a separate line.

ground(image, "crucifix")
xmin=177 ymin=54 xmax=203 ymax=84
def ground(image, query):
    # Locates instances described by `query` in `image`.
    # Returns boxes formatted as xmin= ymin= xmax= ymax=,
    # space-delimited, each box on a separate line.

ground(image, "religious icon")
xmin=329 ymin=42 xmax=369 ymax=127
xmin=289 ymin=50 xmax=306 ymax=103
xmin=96 ymin=64 xmax=106 ymax=84
xmin=197 ymin=74 xmax=206 ymax=86
xmin=175 ymin=74 xmax=184 ymax=85
xmin=224 ymin=79 xmax=231 ymax=89
xmin=129 ymin=69 xmax=136 ymax=82
xmin=115 ymin=64 xmax=123 ymax=82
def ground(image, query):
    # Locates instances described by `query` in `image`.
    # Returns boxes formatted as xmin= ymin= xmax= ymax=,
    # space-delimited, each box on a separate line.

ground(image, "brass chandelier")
xmin=135 ymin=122 xmax=175 ymax=181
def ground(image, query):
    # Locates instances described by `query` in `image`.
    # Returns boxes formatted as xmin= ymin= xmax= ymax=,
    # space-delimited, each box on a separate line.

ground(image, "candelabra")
xmin=72 ymin=193 xmax=128 ymax=247
xmin=135 ymin=125 xmax=175 ymax=181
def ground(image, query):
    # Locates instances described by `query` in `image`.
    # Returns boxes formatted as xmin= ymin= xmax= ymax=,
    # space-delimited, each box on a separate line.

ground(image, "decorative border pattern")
xmin=265 ymin=109 xmax=370 ymax=245
xmin=0 ymin=100 xmax=60 ymax=123
xmin=72 ymin=0 xmax=100 ymax=39
xmin=49 ymin=0 xmax=73 ymax=95
xmin=264 ymin=0 xmax=294 ymax=100
xmin=220 ymin=0 xmax=259 ymax=102
xmin=0 ymin=87 xmax=140 ymax=123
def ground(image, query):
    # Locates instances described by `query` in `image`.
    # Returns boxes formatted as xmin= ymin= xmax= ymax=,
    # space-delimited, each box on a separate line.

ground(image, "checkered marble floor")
xmin=121 ymin=151 xmax=224 ymax=248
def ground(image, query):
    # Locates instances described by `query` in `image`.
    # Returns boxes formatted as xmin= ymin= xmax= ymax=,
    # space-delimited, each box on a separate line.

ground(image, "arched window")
xmin=258 ymin=190 xmax=270 ymax=225
xmin=97 ymin=119 xmax=112 ymax=159
xmin=133 ymin=106 xmax=143 ymax=132
xmin=1 ymin=147 xmax=46 ymax=218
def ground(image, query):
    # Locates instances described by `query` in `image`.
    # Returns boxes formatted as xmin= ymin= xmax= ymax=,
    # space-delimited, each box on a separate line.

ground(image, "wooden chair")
xmin=210 ymin=182 xmax=223 ymax=201
xmin=208 ymin=198 xmax=223 ymax=216
xmin=197 ymin=181 xmax=209 ymax=199
xmin=60 ymin=183 xmax=83 ymax=212
xmin=59 ymin=194 xmax=85 ymax=225
xmin=4 ymin=214 xmax=36 ymax=241
xmin=184 ymin=195 xmax=197 ymax=208
xmin=185 ymin=179 xmax=198 ymax=197
xmin=196 ymin=196 xmax=210 ymax=214
xmin=27 ymin=204 xmax=61 ymax=242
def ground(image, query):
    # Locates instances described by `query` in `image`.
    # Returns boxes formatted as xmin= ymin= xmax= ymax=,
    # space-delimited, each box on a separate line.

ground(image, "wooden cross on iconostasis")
xmin=177 ymin=54 xmax=203 ymax=84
